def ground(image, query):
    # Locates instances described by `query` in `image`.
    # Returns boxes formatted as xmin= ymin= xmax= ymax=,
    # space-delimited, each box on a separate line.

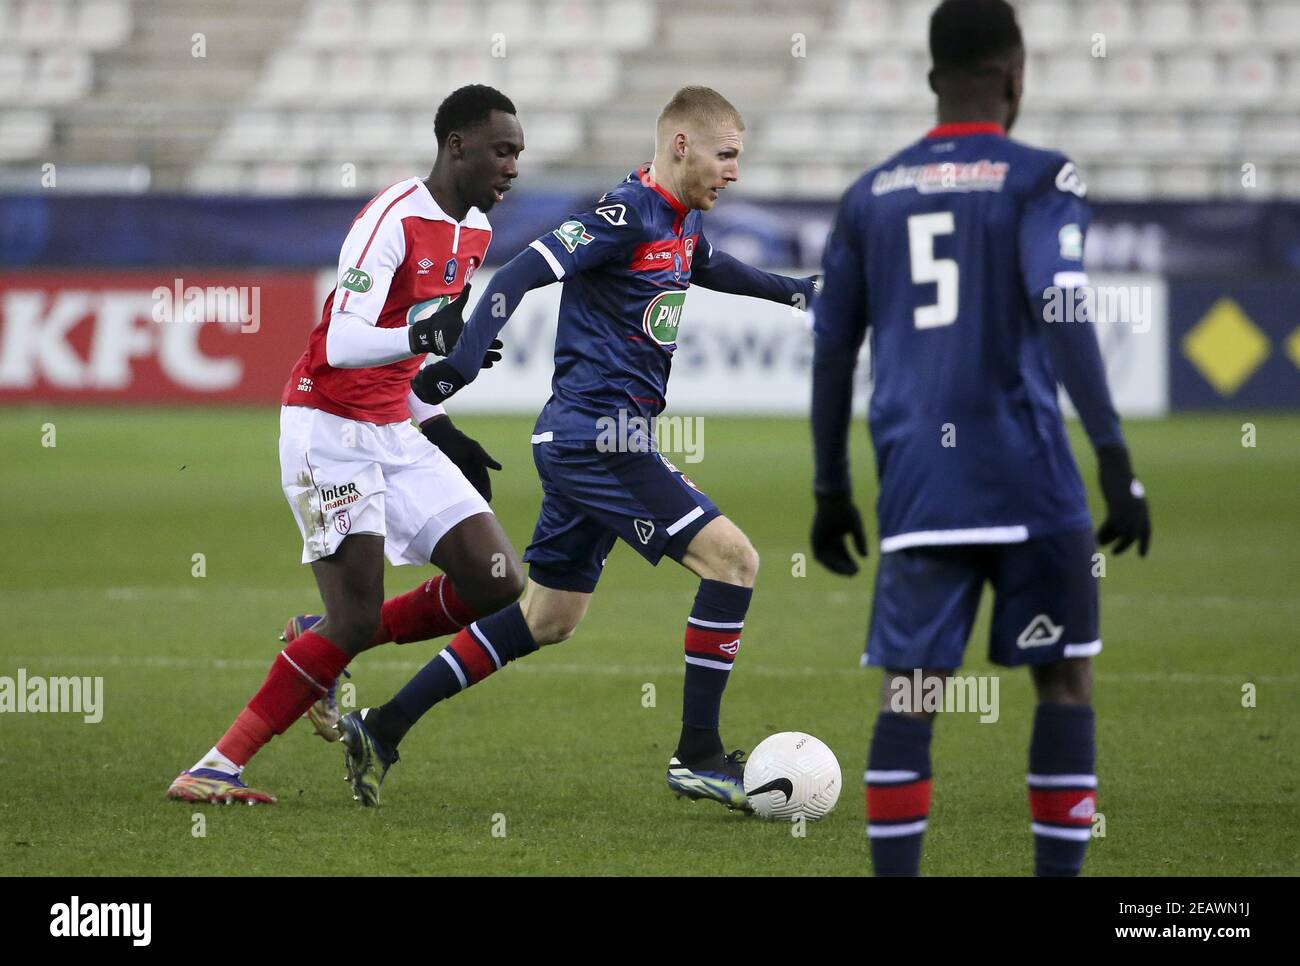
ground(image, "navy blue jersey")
xmin=527 ymin=165 xmax=710 ymax=441
xmin=815 ymin=123 xmax=1099 ymax=550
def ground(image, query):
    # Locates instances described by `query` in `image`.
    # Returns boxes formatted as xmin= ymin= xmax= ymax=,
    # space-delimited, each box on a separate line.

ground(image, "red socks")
xmin=216 ymin=631 xmax=350 ymax=766
xmin=367 ymin=575 xmax=478 ymax=649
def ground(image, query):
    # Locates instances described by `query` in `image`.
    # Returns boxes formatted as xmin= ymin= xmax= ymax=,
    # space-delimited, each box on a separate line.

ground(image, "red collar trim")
xmin=926 ymin=122 xmax=1005 ymax=139
xmin=639 ymin=164 xmax=689 ymax=223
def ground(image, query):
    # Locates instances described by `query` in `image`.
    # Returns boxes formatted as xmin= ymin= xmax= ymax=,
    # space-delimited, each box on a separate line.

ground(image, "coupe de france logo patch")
xmin=553 ymin=220 xmax=594 ymax=253
xmin=341 ymin=267 xmax=372 ymax=293
xmin=1059 ymin=223 xmax=1083 ymax=260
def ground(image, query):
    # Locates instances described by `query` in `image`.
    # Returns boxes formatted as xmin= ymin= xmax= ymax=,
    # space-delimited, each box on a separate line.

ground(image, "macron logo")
xmin=50 ymin=896 xmax=151 ymax=946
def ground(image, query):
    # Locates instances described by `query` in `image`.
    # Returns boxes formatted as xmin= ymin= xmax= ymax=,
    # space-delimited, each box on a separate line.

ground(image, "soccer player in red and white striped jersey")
xmin=167 ymin=86 xmax=527 ymax=806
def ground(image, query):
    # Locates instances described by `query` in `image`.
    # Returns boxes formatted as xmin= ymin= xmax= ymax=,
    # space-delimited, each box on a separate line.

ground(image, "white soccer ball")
xmin=744 ymin=732 xmax=842 ymax=821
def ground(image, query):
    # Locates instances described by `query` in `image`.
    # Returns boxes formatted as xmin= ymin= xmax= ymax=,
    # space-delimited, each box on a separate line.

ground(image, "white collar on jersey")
xmin=410 ymin=177 xmax=491 ymax=231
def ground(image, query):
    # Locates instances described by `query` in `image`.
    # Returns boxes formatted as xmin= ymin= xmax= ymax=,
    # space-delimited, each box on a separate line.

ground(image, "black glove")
xmin=811 ymin=490 xmax=868 ymax=576
xmin=408 ymin=283 xmax=471 ymax=356
xmin=410 ymin=340 xmax=502 ymax=404
xmin=1096 ymin=445 xmax=1151 ymax=556
xmin=420 ymin=416 xmax=502 ymax=502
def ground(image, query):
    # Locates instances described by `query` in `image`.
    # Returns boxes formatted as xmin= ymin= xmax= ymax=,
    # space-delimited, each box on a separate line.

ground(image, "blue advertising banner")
xmin=1168 ymin=279 xmax=1300 ymax=409
xmin=3 ymin=192 xmax=1300 ymax=275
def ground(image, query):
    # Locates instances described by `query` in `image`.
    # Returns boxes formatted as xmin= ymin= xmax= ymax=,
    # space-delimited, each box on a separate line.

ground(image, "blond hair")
xmin=656 ymin=86 xmax=745 ymax=143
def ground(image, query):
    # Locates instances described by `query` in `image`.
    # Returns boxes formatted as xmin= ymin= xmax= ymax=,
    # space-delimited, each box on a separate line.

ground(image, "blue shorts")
xmin=524 ymin=440 xmax=720 ymax=594
xmin=865 ymin=528 xmax=1101 ymax=669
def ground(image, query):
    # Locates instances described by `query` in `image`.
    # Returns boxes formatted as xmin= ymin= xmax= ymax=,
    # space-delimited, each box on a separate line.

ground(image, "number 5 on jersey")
xmin=907 ymin=212 xmax=958 ymax=329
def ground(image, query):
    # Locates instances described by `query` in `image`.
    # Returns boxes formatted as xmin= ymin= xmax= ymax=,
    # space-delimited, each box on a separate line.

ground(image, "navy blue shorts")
xmin=865 ymin=528 xmax=1101 ymax=669
xmin=524 ymin=440 xmax=721 ymax=594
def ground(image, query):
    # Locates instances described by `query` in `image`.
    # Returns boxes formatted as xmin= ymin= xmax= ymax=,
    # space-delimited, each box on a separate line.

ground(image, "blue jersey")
xmin=815 ymin=123 xmax=1097 ymax=550
xmin=526 ymin=165 xmax=709 ymax=441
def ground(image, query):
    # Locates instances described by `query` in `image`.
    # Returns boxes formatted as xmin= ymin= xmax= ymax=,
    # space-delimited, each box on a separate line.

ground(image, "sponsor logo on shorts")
xmin=1017 ymin=613 xmax=1064 ymax=649
xmin=335 ymin=511 xmax=352 ymax=535
xmin=320 ymin=482 xmax=362 ymax=512
xmin=634 ymin=519 xmax=655 ymax=544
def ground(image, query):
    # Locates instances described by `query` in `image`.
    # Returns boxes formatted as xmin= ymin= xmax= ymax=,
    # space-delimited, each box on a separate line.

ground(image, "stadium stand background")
xmin=3 ymin=0 xmax=1300 ymax=198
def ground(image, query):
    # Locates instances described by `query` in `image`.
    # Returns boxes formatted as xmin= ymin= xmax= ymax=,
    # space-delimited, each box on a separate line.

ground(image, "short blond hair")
xmin=656 ymin=86 xmax=745 ymax=141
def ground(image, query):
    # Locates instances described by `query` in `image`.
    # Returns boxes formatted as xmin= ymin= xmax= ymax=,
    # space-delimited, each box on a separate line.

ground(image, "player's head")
xmin=927 ymin=0 xmax=1025 ymax=131
xmin=433 ymin=84 xmax=524 ymax=212
xmin=653 ymin=86 xmax=745 ymax=211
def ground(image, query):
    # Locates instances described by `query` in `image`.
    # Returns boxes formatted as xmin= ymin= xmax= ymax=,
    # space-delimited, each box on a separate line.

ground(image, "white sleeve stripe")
xmin=1052 ymin=271 xmax=1089 ymax=289
xmin=529 ymin=239 xmax=566 ymax=280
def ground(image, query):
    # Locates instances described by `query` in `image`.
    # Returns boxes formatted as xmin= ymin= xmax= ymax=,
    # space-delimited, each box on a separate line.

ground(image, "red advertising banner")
xmin=0 ymin=271 xmax=320 ymax=403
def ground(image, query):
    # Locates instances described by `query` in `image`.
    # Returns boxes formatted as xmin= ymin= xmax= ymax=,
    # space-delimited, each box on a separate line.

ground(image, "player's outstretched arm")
xmin=691 ymin=244 xmax=817 ymax=311
xmin=809 ymin=187 xmax=871 ymax=576
xmin=411 ymin=247 xmax=554 ymax=404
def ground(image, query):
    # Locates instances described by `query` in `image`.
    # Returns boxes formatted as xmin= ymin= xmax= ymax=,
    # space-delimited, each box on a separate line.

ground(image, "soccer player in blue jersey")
xmin=810 ymin=0 xmax=1151 ymax=875
xmin=335 ymin=87 xmax=817 ymax=810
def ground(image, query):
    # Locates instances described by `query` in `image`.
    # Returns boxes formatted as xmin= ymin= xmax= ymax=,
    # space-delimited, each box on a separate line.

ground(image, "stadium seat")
xmin=1136 ymin=0 xmax=1196 ymax=52
xmin=0 ymin=109 xmax=53 ymax=160
xmin=187 ymin=162 xmax=247 ymax=193
xmin=1242 ymin=113 xmax=1300 ymax=159
xmin=484 ymin=1 xmax=537 ymax=49
xmin=1258 ymin=0 xmax=1300 ymax=51
xmin=554 ymin=52 xmax=616 ymax=105
xmin=1224 ymin=52 xmax=1279 ymax=107
xmin=757 ymin=113 xmax=825 ymax=160
xmin=251 ymin=161 xmax=312 ymax=195
xmin=832 ymin=0 xmax=893 ymax=51
xmin=860 ymin=51 xmax=919 ymax=107
xmin=255 ymin=50 xmax=324 ymax=106
xmin=1101 ymin=53 xmax=1158 ymax=107
xmin=0 ymin=52 xmax=26 ymax=102
xmin=75 ymin=0 xmax=131 ymax=51
xmin=29 ymin=49 xmax=91 ymax=105
xmin=214 ymin=111 xmax=282 ymax=160
xmin=1030 ymin=54 xmax=1098 ymax=108
xmin=385 ymin=50 xmax=443 ymax=103
xmin=1161 ymin=51 xmax=1221 ymax=107
xmin=602 ymin=0 xmax=655 ymax=51
xmin=537 ymin=0 xmax=600 ymax=49
xmin=1187 ymin=113 xmax=1242 ymax=162
xmin=1058 ymin=113 xmax=1124 ymax=159
xmin=1130 ymin=113 xmax=1188 ymax=158
xmin=1079 ymin=0 xmax=1135 ymax=51
xmin=1201 ymin=1 xmax=1255 ymax=51
xmin=792 ymin=51 xmax=856 ymax=106
xmin=348 ymin=110 xmax=405 ymax=160
xmin=17 ymin=0 xmax=72 ymax=49
xmin=302 ymin=0 xmax=361 ymax=51
xmin=323 ymin=50 xmax=382 ymax=106
xmin=426 ymin=0 xmax=480 ymax=46
xmin=1016 ymin=1 xmax=1074 ymax=54
xmin=366 ymin=1 xmax=421 ymax=51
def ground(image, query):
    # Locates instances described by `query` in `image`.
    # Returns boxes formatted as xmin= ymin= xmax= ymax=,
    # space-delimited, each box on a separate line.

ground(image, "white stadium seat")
xmin=1161 ymin=51 xmax=1221 ymax=107
xmin=602 ymin=0 xmax=655 ymax=51
xmin=860 ymin=51 xmax=919 ymax=107
xmin=76 ymin=0 xmax=131 ymax=51
xmin=1137 ymin=1 xmax=1196 ymax=52
xmin=1258 ymin=1 xmax=1300 ymax=51
xmin=426 ymin=0 xmax=481 ymax=47
xmin=1079 ymin=0 xmax=1135 ymax=50
xmin=1017 ymin=1 xmax=1074 ymax=54
xmin=322 ymin=50 xmax=382 ymax=106
xmin=214 ymin=111 xmax=282 ymax=160
xmin=832 ymin=0 xmax=893 ymax=51
xmin=1201 ymin=1 xmax=1255 ymax=51
xmin=255 ymin=51 xmax=323 ymax=106
xmin=793 ymin=51 xmax=856 ymax=106
xmin=18 ymin=0 xmax=72 ymax=48
xmin=29 ymin=49 xmax=91 ymax=104
xmin=0 ymin=109 xmax=53 ymax=160
xmin=302 ymin=0 xmax=361 ymax=51
xmin=538 ymin=0 xmax=600 ymax=49
xmin=1223 ymin=52 xmax=1278 ymax=107
xmin=1102 ymin=53 xmax=1158 ymax=108
xmin=0 ymin=52 xmax=26 ymax=102
xmin=366 ymin=1 xmax=421 ymax=52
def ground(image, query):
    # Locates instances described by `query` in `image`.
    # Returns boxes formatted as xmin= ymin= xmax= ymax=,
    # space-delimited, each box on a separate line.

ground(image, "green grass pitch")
xmin=0 ymin=407 xmax=1295 ymax=876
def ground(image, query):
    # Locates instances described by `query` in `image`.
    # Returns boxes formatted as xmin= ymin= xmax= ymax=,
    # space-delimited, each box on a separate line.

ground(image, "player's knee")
xmin=325 ymin=607 xmax=381 ymax=653
xmin=1033 ymin=659 xmax=1092 ymax=705
xmin=526 ymin=612 xmax=581 ymax=647
xmin=721 ymin=534 xmax=760 ymax=586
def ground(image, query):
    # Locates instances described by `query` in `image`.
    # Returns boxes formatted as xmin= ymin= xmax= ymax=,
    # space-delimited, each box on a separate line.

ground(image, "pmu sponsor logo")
xmin=49 ymin=896 xmax=151 ymax=946
xmin=871 ymin=159 xmax=1009 ymax=195
xmin=151 ymin=278 xmax=260 ymax=333
xmin=320 ymin=481 xmax=362 ymax=511
xmin=642 ymin=290 xmax=687 ymax=346
xmin=0 ymin=669 xmax=103 ymax=723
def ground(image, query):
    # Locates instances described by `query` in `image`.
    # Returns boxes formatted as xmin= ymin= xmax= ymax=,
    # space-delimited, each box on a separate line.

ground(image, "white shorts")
xmin=279 ymin=405 xmax=490 ymax=566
